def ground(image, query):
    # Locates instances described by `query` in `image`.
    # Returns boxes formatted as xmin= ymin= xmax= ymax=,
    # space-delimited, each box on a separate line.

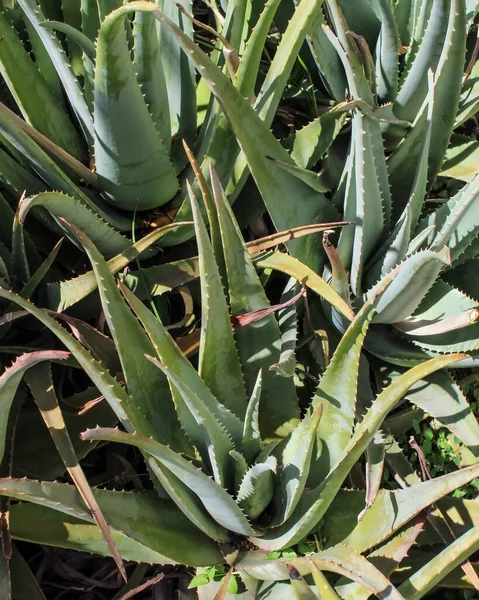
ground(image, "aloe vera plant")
xmin=0 ymin=0 xmax=479 ymax=597
xmin=1 ymin=163 xmax=479 ymax=598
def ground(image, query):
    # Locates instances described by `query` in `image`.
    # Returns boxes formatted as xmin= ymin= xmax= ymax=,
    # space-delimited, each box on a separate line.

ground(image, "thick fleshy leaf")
xmin=47 ymin=222 xmax=190 ymax=311
xmin=381 ymin=366 xmax=479 ymax=456
xmin=19 ymin=192 xmax=131 ymax=258
xmin=387 ymin=71 xmax=434 ymax=226
xmin=152 ymin=2 xmax=339 ymax=269
xmin=270 ymin=279 xmax=300 ymax=378
xmin=209 ymin=169 xmax=299 ymax=437
xmin=12 ymin=385 xmax=116 ymax=481
xmin=366 ymin=248 xmax=451 ymax=324
xmin=337 ymin=111 xmax=390 ymax=296
xmin=290 ymin=110 xmax=346 ymax=170
xmin=252 ymin=354 xmax=467 ymax=550
xmin=0 ymin=108 xmax=129 ymax=231
xmin=119 ymin=282 xmax=244 ymax=446
xmin=59 ymin=219 xmax=186 ymax=450
xmin=0 ymin=479 xmax=223 ymax=566
xmin=0 ymin=10 xmax=84 ymax=160
xmin=273 ymin=404 xmax=323 ymax=524
xmin=375 ymin=0 xmax=399 ymax=102
xmin=24 ymin=363 xmax=126 ymax=581
xmin=398 ymin=525 xmax=479 ymax=599
xmin=93 ymin=2 xmax=178 ymax=209
xmin=427 ymin=172 xmax=479 ymax=263
xmin=242 ymin=370 xmax=263 ymax=464
xmin=188 ymin=182 xmax=247 ymax=418
xmin=157 ymin=0 xmax=196 ymax=168
xmin=0 ymin=351 xmax=69 ymax=465
xmin=441 ymin=134 xmax=479 ymax=182
xmin=335 ymin=512 xmax=426 ymax=599
xmin=309 ymin=293 xmax=385 ymax=486
xmin=16 ymin=0 xmax=94 ymax=144
xmin=236 ymin=456 xmax=277 ymax=520
xmin=148 ymin=358 xmax=236 ymax=491
xmin=0 ymin=288 xmax=136 ymax=434
xmin=133 ymin=9 xmax=170 ymax=148
xmin=81 ymin=427 xmax=256 ymax=537
xmin=257 ymin=252 xmax=354 ymax=321
xmin=321 ymin=469 xmax=479 ymax=554
xmin=237 ymin=547 xmax=405 ymax=600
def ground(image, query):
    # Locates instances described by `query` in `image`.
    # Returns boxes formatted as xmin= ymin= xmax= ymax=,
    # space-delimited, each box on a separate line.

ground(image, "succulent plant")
xmin=1 ymin=163 xmax=479 ymax=598
xmin=1 ymin=0 xmax=479 ymax=597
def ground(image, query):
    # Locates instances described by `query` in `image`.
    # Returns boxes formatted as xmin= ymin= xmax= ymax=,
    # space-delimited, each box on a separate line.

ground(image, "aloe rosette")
xmin=0 ymin=166 xmax=478 ymax=598
xmin=0 ymin=0 xmax=479 ymax=597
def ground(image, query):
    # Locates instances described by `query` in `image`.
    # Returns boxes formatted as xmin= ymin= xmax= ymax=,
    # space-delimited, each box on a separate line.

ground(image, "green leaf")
xmin=304 ymin=6 xmax=346 ymax=102
xmin=19 ymin=192 xmax=131 ymax=258
xmin=157 ymin=0 xmax=196 ymax=169
xmin=0 ymin=287 xmax=136 ymax=435
xmin=148 ymin=358 xmax=236 ymax=491
xmin=375 ymin=0 xmax=399 ymax=102
xmin=365 ymin=207 xmax=412 ymax=288
xmin=273 ymin=404 xmax=323 ymax=525
xmin=309 ymin=295 xmax=383 ymax=486
xmin=153 ymin=2 xmax=339 ymax=269
xmin=2 ymin=479 xmax=224 ymax=566
xmin=24 ymin=363 xmax=126 ymax=580
xmin=310 ymin=566 xmax=341 ymax=600
xmin=210 ymin=170 xmax=299 ymax=437
xmin=424 ymin=172 xmax=479 ymax=262
xmin=188 ymin=182 xmax=247 ymax=418
xmin=257 ymin=252 xmax=354 ymax=321
xmin=0 ymin=108 xmax=129 ymax=232
xmin=398 ymin=525 xmax=479 ymax=599
xmin=94 ymin=2 xmax=178 ymax=210
xmin=270 ymin=279 xmax=300 ymax=378
xmin=0 ymin=351 xmax=69 ymax=466
xmin=242 ymin=370 xmax=263 ymax=464
xmin=59 ymin=219 xmax=186 ymax=450
xmin=47 ymin=222 xmax=190 ymax=311
xmin=321 ymin=1 xmax=375 ymax=103
xmin=156 ymin=0 xmax=282 ymax=249
xmin=337 ymin=112 xmax=390 ymax=296
xmin=366 ymin=248 xmax=451 ymax=324
xmin=16 ymin=0 xmax=93 ymax=145
xmin=0 ymin=10 xmax=84 ymax=160
xmin=188 ymin=573 xmax=210 ymax=589
xmin=289 ymin=566 xmax=318 ymax=600
xmin=393 ymin=0 xmax=466 ymax=182
xmin=381 ymin=367 xmax=479 ymax=457
xmin=362 ymin=432 xmax=386 ymax=519
xmin=119 ymin=281 xmax=244 ymax=446
xmin=40 ymin=20 xmax=95 ymax=59
xmin=335 ymin=511 xmax=426 ymax=599
xmin=253 ymin=353 xmax=467 ymax=550
xmin=237 ymin=546 xmax=405 ymax=600
xmin=82 ymin=427 xmax=256 ymax=537
xmin=236 ymin=456 xmax=277 ymax=520
xmin=290 ymin=110 xmax=347 ymax=170
xmin=440 ymin=134 xmax=479 ymax=182
xmin=321 ymin=468 xmax=479 ymax=555
xmin=133 ymin=9 xmax=170 ymax=149
xmin=12 ymin=385 xmax=116 ymax=481
xmin=388 ymin=71 xmax=434 ymax=225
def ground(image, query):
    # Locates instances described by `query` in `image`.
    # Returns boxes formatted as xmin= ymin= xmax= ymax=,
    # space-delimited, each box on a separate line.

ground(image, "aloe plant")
xmin=0 ymin=0 xmax=479 ymax=597
xmin=1 ymin=164 xmax=478 ymax=598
